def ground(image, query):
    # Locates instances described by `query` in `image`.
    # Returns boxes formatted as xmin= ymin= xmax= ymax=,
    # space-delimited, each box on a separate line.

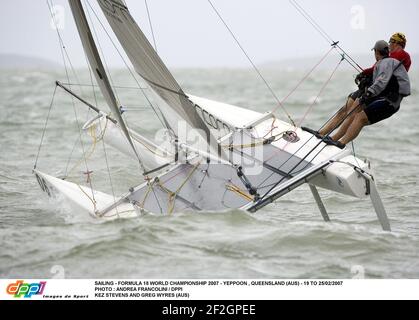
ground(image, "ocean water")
xmin=0 ymin=67 xmax=418 ymax=279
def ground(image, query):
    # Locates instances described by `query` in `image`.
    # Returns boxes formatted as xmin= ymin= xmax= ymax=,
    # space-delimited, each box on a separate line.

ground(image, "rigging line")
xmin=83 ymin=3 xmax=150 ymax=175
xmin=259 ymin=136 xmax=327 ymax=201
xmin=334 ymin=44 xmax=364 ymax=72
xmin=316 ymin=95 xmax=351 ymax=133
xmin=167 ymin=162 xmax=201 ymax=214
xmin=48 ymin=0 xmax=85 ymax=94
xmin=86 ymin=1 xmax=169 ymax=131
xmin=297 ymin=56 xmax=344 ymax=127
xmin=230 ymin=126 xmax=313 ymax=189
xmin=289 ymin=0 xmax=363 ymax=72
xmin=60 ymin=82 xmax=148 ymax=90
xmin=197 ymin=163 xmax=210 ymax=189
xmin=34 ymin=85 xmax=57 ymax=170
xmin=47 ymin=0 xmax=96 ymax=202
xmin=350 ymin=141 xmax=363 ymax=170
xmin=140 ymin=179 xmax=163 ymax=214
xmin=84 ymin=45 xmax=119 ymax=215
xmin=258 ymin=54 xmax=344 ymax=184
xmin=289 ymin=0 xmax=333 ymax=44
xmin=257 ymin=145 xmax=327 ymax=190
xmin=64 ymin=136 xmax=80 ymax=177
xmin=98 ymin=120 xmax=120 ymax=214
xmin=206 ymin=0 xmax=296 ymax=127
xmin=318 ymin=98 xmax=363 ymax=137
xmin=144 ymin=0 xmax=158 ymax=52
xmin=271 ymin=46 xmax=334 ymax=115
xmin=255 ymin=56 xmax=345 ymax=192
xmin=151 ymin=185 xmax=164 ymax=214
xmin=259 ymin=96 xmax=367 ymax=200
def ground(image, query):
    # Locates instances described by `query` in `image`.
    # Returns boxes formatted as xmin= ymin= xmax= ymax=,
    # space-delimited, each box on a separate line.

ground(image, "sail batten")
xmin=69 ymin=0 xmax=146 ymax=172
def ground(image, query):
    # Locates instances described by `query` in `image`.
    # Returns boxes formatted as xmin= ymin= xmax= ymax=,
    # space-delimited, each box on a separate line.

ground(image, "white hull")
xmin=34 ymin=169 xmax=139 ymax=220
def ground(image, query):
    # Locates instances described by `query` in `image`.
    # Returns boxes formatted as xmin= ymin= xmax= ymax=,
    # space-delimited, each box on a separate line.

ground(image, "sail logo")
xmin=350 ymin=5 xmax=366 ymax=30
xmin=6 ymin=280 xmax=46 ymax=298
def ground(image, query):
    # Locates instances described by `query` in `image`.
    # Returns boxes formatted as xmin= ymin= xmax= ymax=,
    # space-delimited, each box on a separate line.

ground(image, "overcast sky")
xmin=1 ymin=0 xmax=418 ymax=68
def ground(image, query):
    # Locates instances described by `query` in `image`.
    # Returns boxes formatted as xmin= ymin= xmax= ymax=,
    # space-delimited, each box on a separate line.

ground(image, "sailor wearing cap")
xmin=329 ymin=40 xmax=411 ymax=147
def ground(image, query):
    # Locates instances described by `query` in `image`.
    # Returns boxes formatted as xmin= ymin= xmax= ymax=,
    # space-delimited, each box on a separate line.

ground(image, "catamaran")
xmin=34 ymin=0 xmax=391 ymax=231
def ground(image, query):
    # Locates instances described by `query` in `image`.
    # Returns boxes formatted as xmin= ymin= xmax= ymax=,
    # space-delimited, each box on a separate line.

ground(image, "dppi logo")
xmin=6 ymin=280 xmax=46 ymax=298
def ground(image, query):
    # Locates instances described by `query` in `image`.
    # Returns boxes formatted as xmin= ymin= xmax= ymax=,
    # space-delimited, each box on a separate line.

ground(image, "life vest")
xmin=380 ymin=74 xmax=399 ymax=102
xmin=377 ymin=58 xmax=403 ymax=103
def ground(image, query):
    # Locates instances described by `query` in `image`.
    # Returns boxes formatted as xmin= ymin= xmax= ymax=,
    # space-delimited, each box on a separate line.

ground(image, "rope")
xmin=64 ymin=137 xmax=79 ymax=177
xmin=271 ymin=46 xmax=334 ymax=115
xmin=221 ymin=131 xmax=286 ymax=150
xmin=257 ymin=92 xmax=364 ymax=199
xmin=256 ymin=56 xmax=342 ymax=180
xmin=77 ymin=184 xmax=97 ymax=212
xmin=157 ymin=162 xmax=201 ymax=214
xmin=197 ymin=163 xmax=210 ymax=189
xmin=34 ymin=85 xmax=57 ymax=169
xmin=47 ymin=1 xmax=85 ymax=93
xmin=257 ymin=144 xmax=327 ymax=191
xmin=66 ymin=119 xmax=108 ymax=179
xmin=60 ymin=82 xmax=148 ymax=90
xmin=289 ymin=0 xmax=363 ymax=72
xmin=226 ymin=184 xmax=254 ymax=202
xmin=140 ymin=178 xmax=155 ymax=208
xmin=247 ymin=55 xmax=344 ymax=194
xmin=297 ymin=56 xmax=344 ymax=127
xmin=47 ymin=0 xmax=96 ymax=203
xmin=84 ymin=45 xmax=120 ymax=216
xmin=207 ymin=0 xmax=296 ymax=127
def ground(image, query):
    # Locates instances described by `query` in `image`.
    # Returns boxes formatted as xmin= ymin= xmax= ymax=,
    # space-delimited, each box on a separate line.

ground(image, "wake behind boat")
xmin=34 ymin=0 xmax=391 ymax=231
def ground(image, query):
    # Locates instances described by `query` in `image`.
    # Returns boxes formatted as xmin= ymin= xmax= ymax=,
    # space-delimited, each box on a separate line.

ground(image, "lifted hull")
xmin=34 ymin=97 xmax=388 ymax=230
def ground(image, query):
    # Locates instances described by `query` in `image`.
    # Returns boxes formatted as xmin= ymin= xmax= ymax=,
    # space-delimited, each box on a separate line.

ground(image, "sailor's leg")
xmin=331 ymin=99 xmax=363 ymax=141
xmin=319 ymin=97 xmax=354 ymax=136
xmin=339 ymin=110 xmax=369 ymax=145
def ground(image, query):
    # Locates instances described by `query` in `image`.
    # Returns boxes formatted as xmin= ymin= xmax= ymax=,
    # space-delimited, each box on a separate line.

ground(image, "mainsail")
xmin=69 ymin=0 xmax=146 ymax=172
xmin=96 ymin=0 xmax=222 ymax=157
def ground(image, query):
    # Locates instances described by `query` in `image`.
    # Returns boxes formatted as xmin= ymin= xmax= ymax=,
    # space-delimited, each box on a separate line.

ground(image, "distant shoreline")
xmin=0 ymin=53 xmax=61 ymax=70
xmin=1 ymin=53 xmax=416 ymax=71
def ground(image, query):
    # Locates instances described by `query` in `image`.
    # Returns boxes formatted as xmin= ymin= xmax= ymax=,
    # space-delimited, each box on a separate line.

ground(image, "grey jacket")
xmin=367 ymin=57 xmax=411 ymax=107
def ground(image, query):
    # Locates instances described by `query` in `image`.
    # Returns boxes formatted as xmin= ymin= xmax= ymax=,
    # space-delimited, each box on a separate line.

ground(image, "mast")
xmin=68 ymin=0 xmax=146 ymax=173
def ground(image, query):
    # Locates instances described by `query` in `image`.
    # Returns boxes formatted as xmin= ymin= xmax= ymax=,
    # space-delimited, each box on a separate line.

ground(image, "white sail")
xmin=97 ymin=0 xmax=223 ymax=157
xmin=69 ymin=0 xmax=146 ymax=171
